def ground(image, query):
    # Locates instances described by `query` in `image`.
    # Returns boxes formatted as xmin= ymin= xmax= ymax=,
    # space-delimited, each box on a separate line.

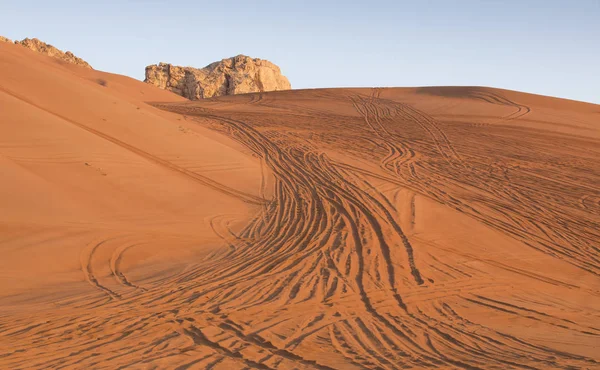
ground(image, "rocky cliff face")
xmin=1 ymin=36 xmax=92 ymax=69
xmin=144 ymin=55 xmax=291 ymax=99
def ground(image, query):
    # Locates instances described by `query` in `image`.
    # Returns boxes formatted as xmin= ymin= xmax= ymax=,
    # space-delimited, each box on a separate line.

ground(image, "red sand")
xmin=1 ymin=41 xmax=599 ymax=369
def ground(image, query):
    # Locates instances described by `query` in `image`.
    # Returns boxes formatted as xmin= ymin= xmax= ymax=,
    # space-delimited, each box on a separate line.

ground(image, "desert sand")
xmin=0 ymin=41 xmax=599 ymax=369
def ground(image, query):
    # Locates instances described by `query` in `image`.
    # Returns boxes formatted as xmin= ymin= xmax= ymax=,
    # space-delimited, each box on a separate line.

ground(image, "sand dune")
xmin=1 ymin=41 xmax=599 ymax=369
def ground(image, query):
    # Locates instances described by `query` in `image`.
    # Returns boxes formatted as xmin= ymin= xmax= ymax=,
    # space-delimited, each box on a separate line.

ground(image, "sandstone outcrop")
xmin=144 ymin=55 xmax=290 ymax=99
xmin=1 ymin=36 xmax=92 ymax=69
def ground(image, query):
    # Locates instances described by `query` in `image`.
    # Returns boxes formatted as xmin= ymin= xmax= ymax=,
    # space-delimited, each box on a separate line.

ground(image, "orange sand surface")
xmin=1 ymin=41 xmax=599 ymax=369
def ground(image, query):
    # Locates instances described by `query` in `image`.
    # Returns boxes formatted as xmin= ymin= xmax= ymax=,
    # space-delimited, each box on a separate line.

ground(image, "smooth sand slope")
xmin=1 ymin=42 xmax=599 ymax=369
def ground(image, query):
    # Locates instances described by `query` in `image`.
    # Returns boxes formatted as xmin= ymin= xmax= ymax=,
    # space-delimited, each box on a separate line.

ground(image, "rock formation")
xmin=1 ymin=36 xmax=92 ymax=69
xmin=144 ymin=55 xmax=291 ymax=99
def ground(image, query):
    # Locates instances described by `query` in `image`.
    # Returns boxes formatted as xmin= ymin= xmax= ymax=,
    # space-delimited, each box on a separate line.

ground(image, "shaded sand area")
xmin=1 ymin=41 xmax=599 ymax=369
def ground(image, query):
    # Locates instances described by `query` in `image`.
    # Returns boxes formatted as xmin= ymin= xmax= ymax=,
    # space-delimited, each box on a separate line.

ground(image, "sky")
xmin=1 ymin=0 xmax=599 ymax=104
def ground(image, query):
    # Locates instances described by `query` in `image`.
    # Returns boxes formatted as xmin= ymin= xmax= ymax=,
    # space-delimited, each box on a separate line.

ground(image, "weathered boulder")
xmin=6 ymin=37 xmax=92 ymax=69
xmin=145 ymin=55 xmax=290 ymax=99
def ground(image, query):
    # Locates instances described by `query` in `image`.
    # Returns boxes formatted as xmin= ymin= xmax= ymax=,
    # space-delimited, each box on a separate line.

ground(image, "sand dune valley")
xmin=1 ymin=39 xmax=600 ymax=370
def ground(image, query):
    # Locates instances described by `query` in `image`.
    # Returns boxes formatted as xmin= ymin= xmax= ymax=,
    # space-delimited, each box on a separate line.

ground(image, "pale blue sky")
xmin=1 ymin=0 xmax=598 ymax=103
